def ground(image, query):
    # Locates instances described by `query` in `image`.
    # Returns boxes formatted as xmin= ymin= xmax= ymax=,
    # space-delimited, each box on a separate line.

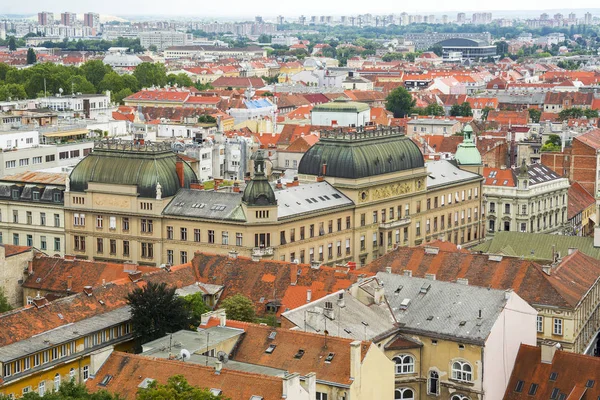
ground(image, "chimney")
xmin=385 ymin=266 xmax=392 ymax=274
xmin=322 ymin=163 xmax=327 ymax=176
xmin=219 ymin=310 xmax=226 ymax=327
xmin=83 ymin=286 xmax=93 ymax=296
xmin=190 ymin=181 xmax=204 ymax=190
xmin=27 ymin=260 xmax=33 ymax=275
xmin=276 ymin=179 xmax=283 ymax=189
xmin=403 ymin=270 xmax=412 ymax=277
xmin=176 ymin=159 xmax=185 ymax=188
xmin=304 ymin=372 xmax=317 ymax=399
xmin=374 ymin=285 xmax=385 ymax=305
xmin=33 ymin=293 xmax=48 ymax=308
xmin=350 ymin=341 xmax=362 ymax=383
xmin=214 ymin=180 xmax=220 ymax=191
xmin=293 ymin=176 xmax=299 ymax=186
xmin=541 ymin=265 xmax=552 ymax=275
xmin=316 ymin=176 xmax=324 ymax=182
xmin=306 ymin=289 xmax=312 ymax=303
xmin=128 ymin=271 xmax=143 ymax=282
xmin=67 ymin=276 xmax=73 ymax=292
xmin=282 ymin=373 xmax=301 ymax=398
xmin=567 ymin=247 xmax=577 ymax=255
xmin=540 ymin=340 xmax=559 ymax=364
xmin=215 ymin=360 xmax=223 ymax=374
xmin=337 ymin=292 xmax=345 ymax=308
xmin=232 ymin=182 xmax=241 ymax=193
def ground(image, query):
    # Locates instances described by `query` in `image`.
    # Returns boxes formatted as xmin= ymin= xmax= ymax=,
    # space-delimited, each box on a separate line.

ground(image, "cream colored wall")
xmin=350 ymin=344 xmax=394 ymax=400
xmin=536 ymin=307 xmax=575 ymax=351
xmin=0 ymin=248 xmax=32 ymax=307
xmin=0 ymin=201 xmax=65 ymax=255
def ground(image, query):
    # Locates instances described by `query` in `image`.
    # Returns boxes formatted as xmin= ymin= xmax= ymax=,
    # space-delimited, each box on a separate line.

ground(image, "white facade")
xmin=39 ymin=93 xmax=111 ymax=119
xmin=311 ymin=109 xmax=370 ymax=127
xmin=483 ymin=292 xmax=537 ymax=400
xmin=140 ymin=31 xmax=192 ymax=51
xmin=0 ymin=130 xmax=39 ymax=151
xmin=156 ymin=123 xmax=218 ymax=139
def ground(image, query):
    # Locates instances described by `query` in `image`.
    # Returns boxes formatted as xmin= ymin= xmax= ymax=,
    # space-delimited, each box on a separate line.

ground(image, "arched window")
xmin=451 ymin=395 xmax=470 ymax=400
xmin=452 ymin=361 xmax=473 ymax=382
xmin=54 ymin=373 xmax=61 ymax=391
xmin=69 ymin=368 xmax=75 ymax=381
xmin=395 ymin=388 xmax=415 ymax=400
xmin=393 ymin=354 xmax=415 ymax=374
xmin=428 ymin=370 xmax=439 ymax=395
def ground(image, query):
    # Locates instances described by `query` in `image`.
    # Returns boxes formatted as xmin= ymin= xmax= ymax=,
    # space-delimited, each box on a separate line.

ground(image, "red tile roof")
xmin=364 ymin=246 xmax=600 ymax=309
xmin=125 ymin=89 xmax=191 ymax=103
xmin=504 ymin=344 xmax=600 ymax=399
xmin=22 ymin=256 xmax=155 ymax=296
xmin=87 ymin=352 xmax=285 ymax=400
xmin=544 ymin=92 xmax=594 ymax=106
xmin=190 ymin=252 xmax=368 ymax=316
xmin=574 ymin=129 xmax=600 ymax=150
xmin=483 ymin=167 xmax=516 ymax=187
xmin=568 ymin=182 xmax=595 ymax=220
xmin=487 ymin=110 xmax=529 ymax=126
xmin=222 ymin=321 xmax=370 ymax=385
xmin=212 ymin=77 xmax=265 ymax=88
xmin=2 ymin=244 xmax=31 ymax=257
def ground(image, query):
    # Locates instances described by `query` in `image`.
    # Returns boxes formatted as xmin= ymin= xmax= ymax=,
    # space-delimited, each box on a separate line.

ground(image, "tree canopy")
xmin=558 ymin=107 xmax=598 ymax=121
xmin=137 ymin=375 xmax=226 ymax=400
xmin=126 ymin=282 xmax=194 ymax=345
xmin=134 ymin=62 xmax=168 ymax=89
xmin=541 ymin=134 xmax=562 ymax=152
xmin=0 ymin=380 xmax=118 ymax=400
xmin=385 ymin=86 xmax=416 ymax=118
xmin=0 ymin=288 xmax=11 ymax=313
xmin=449 ymin=102 xmax=473 ymax=117
xmin=528 ymin=108 xmax=542 ymax=123
xmin=220 ymin=294 xmax=256 ymax=322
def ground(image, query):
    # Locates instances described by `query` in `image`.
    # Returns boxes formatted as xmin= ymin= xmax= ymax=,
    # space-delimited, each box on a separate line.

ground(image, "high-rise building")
xmin=442 ymin=15 xmax=449 ymax=24
xmin=276 ymin=15 xmax=284 ymax=25
xmin=83 ymin=12 xmax=99 ymax=29
xmin=584 ymin=12 xmax=593 ymax=25
xmin=38 ymin=11 xmax=54 ymax=26
xmin=60 ymin=12 xmax=77 ymax=26
xmin=255 ymin=16 xmax=263 ymax=23
xmin=457 ymin=13 xmax=466 ymax=24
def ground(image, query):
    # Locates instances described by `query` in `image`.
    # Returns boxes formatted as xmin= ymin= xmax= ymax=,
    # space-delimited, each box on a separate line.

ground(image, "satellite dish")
xmin=180 ymin=349 xmax=191 ymax=361
xmin=217 ymin=351 xmax=229 ymax=364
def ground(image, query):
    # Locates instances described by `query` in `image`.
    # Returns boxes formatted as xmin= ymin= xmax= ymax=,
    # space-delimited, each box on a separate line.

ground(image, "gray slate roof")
xmin=426 ymin=160 xmax=482 ymax=189
xmin=162 ymin=190 xmax=246 ymax=221
xmin=276 ymin=182 xmax=354 ymax=219
xmin=376 ymin=272 xmax=508 ymax=344
xmin=281 ymin=289 xmax=396 ymax=341
xmin=142 ymin=327 xmax=243 ymax=356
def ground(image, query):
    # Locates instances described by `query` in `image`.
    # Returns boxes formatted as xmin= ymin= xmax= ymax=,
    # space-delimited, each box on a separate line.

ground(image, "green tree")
xmin=126 ymin=282 xmax=194 ymax=345
xmin=134 ymin=62 xmax=167 ymax=89
xmin=26 ymin=48 xmax=36 ymax=65
xmin=528 ymin=108 xmax=541 ymax=123
xmin=67 ymin=75 xmax=96 ymax=94
xmin=183 ymin=292 xmax=210 ymax=324
xmin=220 ymin=294 xmax=255 ymax=322
xmin=0 ymin=63 xmax=12 ymax=81
xmin=0 ymin=377 xmax=118 ymax=399
xmin=381 ymin=52 xmax=404 ymax=61
xmin=166 ymin=73 xmax=193 ymax=88
xmin=558 ymin=107 xmax=585 ymax=120
xmin=0 ymin=288 xmax=11 ymax=313
xmin=423 ymin=103 xmax=445 ymax=116
xmin=428 ymin=44 xmax=443 ymax=57
xmin=496 ymin=40 xmax=509 ymax=56
xmin=112 ymin=88 xmax=133 ymax=104
xmin=541 ymin=134 xmax=562 ymax=152
xmin=137 ymin=375 xmax=225 ymax=400
xmin=0 ymin=83 xmax=27 ymax=101
xmin=148 ymin=44 xmax=158 ymax=52
xmin=584 ymin=108 xmax=599 ymax=119
xmin=450 ymin=102 xmax=472 ymax=117
xmin=481 ymin=106 xmax=494 ymax=121
xmin=385 ymin=86 xmax=416 ymax=118
xmin=257 ymin=34 xmax=271 ymax=43
xmin=8 ymin=36 xmax=16 ymax=51
xmin=80 ymin=60 xmax=112 ymax=90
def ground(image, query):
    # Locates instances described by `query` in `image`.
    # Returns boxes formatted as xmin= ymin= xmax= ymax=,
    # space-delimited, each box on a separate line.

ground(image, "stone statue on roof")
xmin=156 ymin=182 xmax=162 ymax=200
xmin=65 ymin=176 xmax=70 ymax=192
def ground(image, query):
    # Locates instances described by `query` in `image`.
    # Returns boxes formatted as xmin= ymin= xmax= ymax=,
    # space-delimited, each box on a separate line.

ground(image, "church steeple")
xmin=455 ymin=124 xmax=482 ymax=174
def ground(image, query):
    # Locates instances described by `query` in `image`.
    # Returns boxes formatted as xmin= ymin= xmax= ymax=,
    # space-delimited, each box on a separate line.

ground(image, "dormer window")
xmin=32 ymin=191 xmax=40 ymax=201
xmin=53 ymin=192 xmax=61 ymax=203
xmin=12 ymin=189 xmax=19 ymax=200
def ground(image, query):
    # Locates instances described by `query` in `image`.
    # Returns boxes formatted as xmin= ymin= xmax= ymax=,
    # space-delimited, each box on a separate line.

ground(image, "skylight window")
xmin=325 ymin=353 xmax=335 ymax=362
xmin=265 ymin=344 xmax=276 ymax=354
xmin=549 ymin=372 xmax=558 ymax=381
xmin=294 ymin=349 xmax=305 ymax=359
xmin=268 ymin=331 xmax=277 ymax=340
xmin=514 ymin=380 xmax=524 ymax=392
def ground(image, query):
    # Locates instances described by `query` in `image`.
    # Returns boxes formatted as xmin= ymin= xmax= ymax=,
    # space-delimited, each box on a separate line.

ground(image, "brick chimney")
xmin=67 ymin=276 xmax=73 ymax=292
xmin=214 ymin=180 xmax=220 ymax=191
xmin=27 ymin=260 xmax=33 ymax=275
xmin=83 ymin=286 xmax=93 ymax=296
xmin=33 ymin=293 xmax=48 ymax=308
xmin=176 ymin=159 xmax=185 ymax=188
xmin=276 ymin=179 xmax=283 ymax=189
xmin=541 ymin=340 xmax=560 ymax=364
xmin=232 ymin=182 xmax=241 ymax=193
xmin=128 ymin=271 xmax=143 ymax=282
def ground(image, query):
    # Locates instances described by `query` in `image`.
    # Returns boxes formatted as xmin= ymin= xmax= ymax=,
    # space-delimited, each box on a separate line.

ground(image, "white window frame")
xmin=553 ymin=318 xmax=563 ymax=335
xmin=452 ymin=360 xmax=473 ymax=382
xmin=537 ymin=315 xmax=543 ymax=332
xmin=393 ymin=354 xmax=415 ymax=374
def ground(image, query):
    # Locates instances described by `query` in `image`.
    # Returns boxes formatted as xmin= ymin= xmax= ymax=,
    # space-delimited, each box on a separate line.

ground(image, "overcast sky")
xmin=0 ymin=0 xmax=598 ymax=19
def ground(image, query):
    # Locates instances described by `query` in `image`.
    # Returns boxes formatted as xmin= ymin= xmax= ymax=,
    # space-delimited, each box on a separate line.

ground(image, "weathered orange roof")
xmin=87 ymin=352 xmax=285 ymax=400
xmin=1 ymin=171 xmax=67 ymax=185
xmin=568 ymin=182 xmax=595 ymax=220
xmin=504 ymin=344 xmax=600 ymax=399
xmin=2 ymin=244 xmax=31 ymax=257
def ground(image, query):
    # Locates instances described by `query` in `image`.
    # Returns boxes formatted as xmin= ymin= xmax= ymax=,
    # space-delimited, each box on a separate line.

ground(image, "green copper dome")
xmin=242 ymin=151 xmax=277 ymax=206
xmin=311 ymin=98 xmax=370 ymax=113
xmin=298 ymin=128 xmax=424 ymax=179
xmin=69 ymin=142 xmax=197 ymax=198
xmin=455 ymin=124 xmax=482 ymax=166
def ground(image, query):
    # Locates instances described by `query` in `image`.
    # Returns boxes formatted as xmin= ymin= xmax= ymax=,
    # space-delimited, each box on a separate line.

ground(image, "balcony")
xmin=379 ymin=217 xmax=411 ymax=230
xmin=252 ymin=247 xmax=274 ymax=257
